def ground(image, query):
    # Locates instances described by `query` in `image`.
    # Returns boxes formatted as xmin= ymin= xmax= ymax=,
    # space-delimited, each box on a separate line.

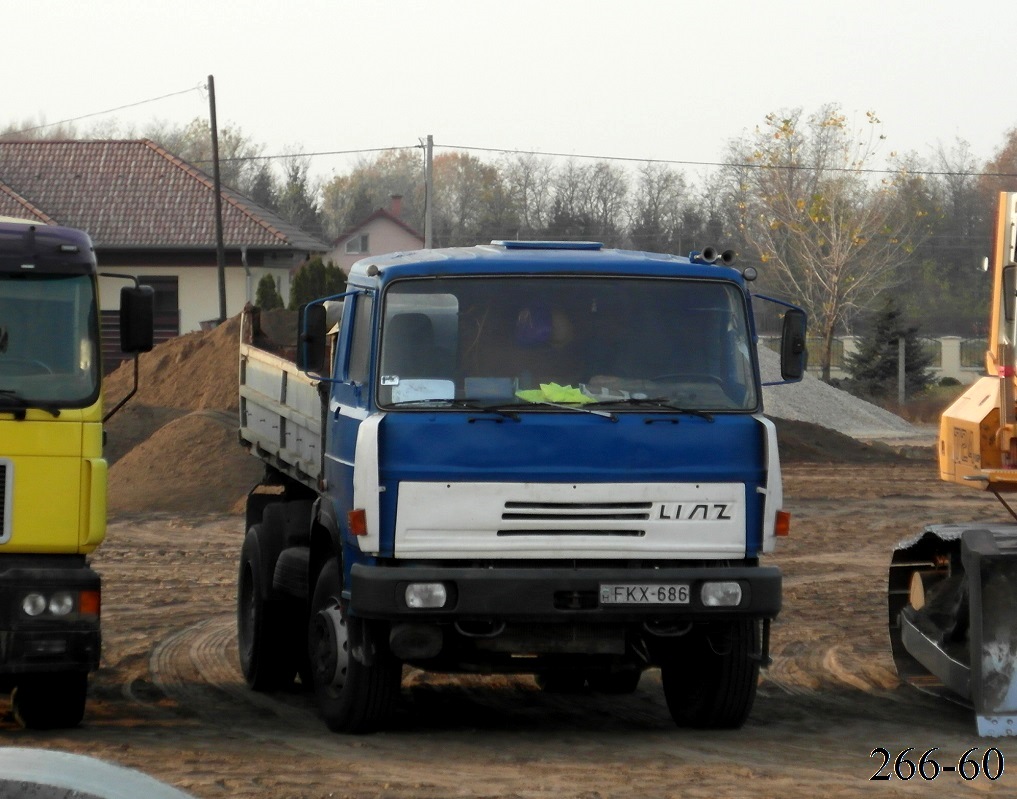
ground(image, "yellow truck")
xmin=0 ymin=218 xmax=152 ymax=728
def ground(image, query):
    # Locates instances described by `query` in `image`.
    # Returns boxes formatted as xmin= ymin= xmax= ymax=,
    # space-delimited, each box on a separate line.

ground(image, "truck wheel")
xmin=11 ymin=672 xmax=88 ymax=729
xmin=660 ymin=619 xmax=759 ymax=729
xmin=238 ymin=528 xmax=299 ymax=691
xmin=308 ymin=559 xmax=401 ymax=733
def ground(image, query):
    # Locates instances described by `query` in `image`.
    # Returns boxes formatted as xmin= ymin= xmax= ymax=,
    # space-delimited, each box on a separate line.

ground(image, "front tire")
xmin=12 ymin=672 xmax=88 ymax=729
xmin=661 ymin=619 xmax=760 ymax=729
xmin=308 ymin=560 xmax=401 ymax=733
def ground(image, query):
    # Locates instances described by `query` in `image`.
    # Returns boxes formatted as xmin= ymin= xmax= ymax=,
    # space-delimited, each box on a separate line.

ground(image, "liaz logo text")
xmin=654 ymin=503 xmax=733 ymax=521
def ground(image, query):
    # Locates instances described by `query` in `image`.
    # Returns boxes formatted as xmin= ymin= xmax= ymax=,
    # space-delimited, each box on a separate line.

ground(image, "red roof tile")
xmin=0 ymin=139 xmax=327 ymax=251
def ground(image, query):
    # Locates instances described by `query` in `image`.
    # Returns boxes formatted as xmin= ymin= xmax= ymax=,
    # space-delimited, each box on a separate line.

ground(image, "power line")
xmin=10 ymin=85 xmax=205 ymax=136
xmin=212 ymin=145 xmax=414 ymax=164
xmin=10 ymin=85 xmax=1017 ymax=181
xmin=437 ymin=142 xmax=1017 ymax=180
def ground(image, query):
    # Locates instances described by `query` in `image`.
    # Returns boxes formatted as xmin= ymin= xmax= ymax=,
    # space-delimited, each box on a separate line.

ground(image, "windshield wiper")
xmin=587 ymin=396 xmax=714 ymax=421
xmin=0 ymin=390 xmax=61 ymax=419
xmin=387 ymin=397 xmax=520 ymax=420
xmin=489 ymin=399 xmax=617 ymax=421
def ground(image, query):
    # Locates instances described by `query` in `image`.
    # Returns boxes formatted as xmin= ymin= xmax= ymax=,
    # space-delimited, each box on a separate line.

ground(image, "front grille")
xmin=504 ymin=501 xmax=651 ymax=520
xmin=499 ymin=500 xmax=650 ymax=537
xmin=497 ymin=529 xmax=645 ymax=537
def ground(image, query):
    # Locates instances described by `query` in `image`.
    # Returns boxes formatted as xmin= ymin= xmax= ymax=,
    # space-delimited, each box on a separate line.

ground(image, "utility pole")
xmin=208 ymin=75 xmax=227 ymax=324
xmin=897 ymin=337 xmax=906 ymax=405
xmin=423 ymin=134 xmax=433 ymax=248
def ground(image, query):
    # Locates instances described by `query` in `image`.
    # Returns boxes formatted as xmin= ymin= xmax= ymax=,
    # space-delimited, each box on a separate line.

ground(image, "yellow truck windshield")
xmin=0 ymin=273 xmax=100 ymax=407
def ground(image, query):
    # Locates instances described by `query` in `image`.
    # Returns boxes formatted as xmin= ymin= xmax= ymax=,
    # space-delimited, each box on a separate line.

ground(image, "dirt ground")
xmin=3 ymin=457 xmax=1013 ymax=798
xmin=4 ymin=316 xmax=1013 ymax=797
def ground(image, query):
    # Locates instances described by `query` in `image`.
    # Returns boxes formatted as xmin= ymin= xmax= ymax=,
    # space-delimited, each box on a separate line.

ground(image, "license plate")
xmin=600 ymin=584 xmax=690 ymax=605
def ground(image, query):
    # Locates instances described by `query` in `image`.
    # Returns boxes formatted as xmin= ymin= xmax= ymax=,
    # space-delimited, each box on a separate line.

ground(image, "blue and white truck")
xmin=237 ymin=241 xmax=806 ymax=733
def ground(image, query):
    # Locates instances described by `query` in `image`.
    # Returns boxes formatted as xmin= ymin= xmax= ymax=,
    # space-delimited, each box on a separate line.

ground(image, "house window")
xmin=141 ymin=276 xmax=179 ymax=314
xmin=345 ymin=234 xmax=369 ymax=255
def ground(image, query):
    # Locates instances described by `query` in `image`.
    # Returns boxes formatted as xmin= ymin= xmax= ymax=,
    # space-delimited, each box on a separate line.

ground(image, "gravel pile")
xmin=758 ymin=345 xmax=923 ymax=440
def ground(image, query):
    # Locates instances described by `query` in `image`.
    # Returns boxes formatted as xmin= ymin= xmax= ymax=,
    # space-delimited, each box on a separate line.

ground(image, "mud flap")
xmin=962 ymin=529 xmax=1017 ymax=736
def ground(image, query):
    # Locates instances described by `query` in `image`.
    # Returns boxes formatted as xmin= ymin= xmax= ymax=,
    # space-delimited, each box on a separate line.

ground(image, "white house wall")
xmin=98 ymin=265 xmax=293 ymax=333
xmin=329 ymin=218 xmax=424 ymax=274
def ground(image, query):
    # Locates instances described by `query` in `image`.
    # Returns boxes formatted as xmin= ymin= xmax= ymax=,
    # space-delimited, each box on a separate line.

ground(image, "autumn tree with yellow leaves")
xmin=725 ymin=104 xmax=933 ymax=381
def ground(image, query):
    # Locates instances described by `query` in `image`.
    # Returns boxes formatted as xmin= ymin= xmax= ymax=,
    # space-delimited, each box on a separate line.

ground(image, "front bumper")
xmin=0 ymin=560 xmax=101 ymax=675
xmin=350 ymin=563 xmax=781 ymax=622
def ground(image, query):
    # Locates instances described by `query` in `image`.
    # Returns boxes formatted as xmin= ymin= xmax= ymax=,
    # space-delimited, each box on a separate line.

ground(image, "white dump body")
xmin=239 ymin=340 xmax=322 ymax=490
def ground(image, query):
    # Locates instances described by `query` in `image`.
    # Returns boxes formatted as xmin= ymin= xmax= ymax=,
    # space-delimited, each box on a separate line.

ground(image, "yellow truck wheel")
xmin=11 ymin=672 xmax=88 ymax=729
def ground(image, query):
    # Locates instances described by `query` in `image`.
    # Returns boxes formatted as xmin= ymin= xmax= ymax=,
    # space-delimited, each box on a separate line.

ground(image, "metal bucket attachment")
xmin=889 ymin=524 xmax=1017 ymax=736
xmin=961 ymin=528 xmax=1017 ymax=736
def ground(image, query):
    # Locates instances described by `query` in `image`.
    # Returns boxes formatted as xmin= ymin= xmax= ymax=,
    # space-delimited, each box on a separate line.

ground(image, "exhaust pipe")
xmin=690 ymin=247 xmax=736 ymax=266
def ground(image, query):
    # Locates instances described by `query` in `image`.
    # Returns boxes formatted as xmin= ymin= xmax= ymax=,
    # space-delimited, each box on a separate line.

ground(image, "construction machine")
xmin=889 ymin=191 xmax=1017 ymax=736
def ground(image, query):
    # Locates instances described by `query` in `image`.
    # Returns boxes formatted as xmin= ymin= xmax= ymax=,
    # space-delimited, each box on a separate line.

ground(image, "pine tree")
xmin=255 ymin=274 xmax=284 ymax=310
xmin=844 ymin=299 xmax=935 ymax=399
xmin=288 ymin=257 xmax=347 ymax=309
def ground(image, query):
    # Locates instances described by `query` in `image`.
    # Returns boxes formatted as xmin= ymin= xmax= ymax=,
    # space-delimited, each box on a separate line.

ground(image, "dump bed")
xmin=239 ymin=318 xmax=322 ymax=491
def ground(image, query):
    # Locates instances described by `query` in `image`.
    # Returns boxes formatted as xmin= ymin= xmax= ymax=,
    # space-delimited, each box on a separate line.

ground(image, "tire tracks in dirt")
xmin=145 ymin=612 xmax=897 ymax=788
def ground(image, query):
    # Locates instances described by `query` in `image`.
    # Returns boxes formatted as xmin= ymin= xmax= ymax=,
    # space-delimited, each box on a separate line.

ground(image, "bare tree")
xmin=628 ymin=163 xmax=687 ymax=252
xmin=585 ymin=161 xmax=628 ymax=243
xmin=725 ymin=105 xmax=929 ymax=380
xmin=500 ymin=152 xmax=554 ymax=237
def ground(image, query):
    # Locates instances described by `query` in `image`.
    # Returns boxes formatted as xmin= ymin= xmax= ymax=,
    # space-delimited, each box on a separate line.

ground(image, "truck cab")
xmin=0 ymin=219 xmax=152 ymax=728
xmin=238 ymin=241 xmax=806 ymax=733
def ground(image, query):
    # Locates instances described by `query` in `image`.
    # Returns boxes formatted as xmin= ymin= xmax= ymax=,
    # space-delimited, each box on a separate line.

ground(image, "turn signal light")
xmin=775 ymin=510 xmax=791 ymax=537
xmin=348 ymin=509 xmax=368 ymax=536
xmin=79 ymin=589 xmax=101 ymax=619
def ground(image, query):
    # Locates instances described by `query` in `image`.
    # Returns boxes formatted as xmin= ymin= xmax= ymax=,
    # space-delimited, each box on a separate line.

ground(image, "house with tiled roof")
xmin=327 ymin=195 xmax=424 ymax=273
xmin=0 ymin=139 xmax=328 ymax=365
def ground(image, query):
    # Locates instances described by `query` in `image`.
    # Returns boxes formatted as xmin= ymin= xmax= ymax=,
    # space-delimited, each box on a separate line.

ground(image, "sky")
xmin=5 ymin=0 xmax=1016 ymax=186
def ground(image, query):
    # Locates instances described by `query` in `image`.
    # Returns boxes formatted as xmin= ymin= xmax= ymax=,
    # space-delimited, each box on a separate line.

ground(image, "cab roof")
xmin=347 ymin=241 xmax=744 ymax=286
xmin=0 ymin=219 xmax=96 ymax=274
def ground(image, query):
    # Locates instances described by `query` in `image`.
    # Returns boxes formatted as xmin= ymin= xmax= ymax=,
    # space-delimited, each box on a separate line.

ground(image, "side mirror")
xmin=780 ymin=308 xmax=807 ymax=381
xmin=1004 ymin=264 xmax=1017 ymax=324
xmin=119 ymin=285 xmax=155 ymax=353
xmin=297 ymin=303 xmax=328 ymax=373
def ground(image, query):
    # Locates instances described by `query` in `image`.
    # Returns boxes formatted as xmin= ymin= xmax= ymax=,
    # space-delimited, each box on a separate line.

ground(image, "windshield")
xmin=377 ymin=276 xmax=757 ymax=412
xmin=0 ymin=273 xmax=100 ymax=407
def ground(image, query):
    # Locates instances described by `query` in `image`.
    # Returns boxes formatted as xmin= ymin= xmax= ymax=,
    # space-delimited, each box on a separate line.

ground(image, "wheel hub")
xmin=311 ymin=605 xmax=349 ymax=692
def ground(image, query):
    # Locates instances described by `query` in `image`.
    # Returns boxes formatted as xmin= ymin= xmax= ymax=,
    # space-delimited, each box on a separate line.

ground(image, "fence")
xmin=791 ymin=336 xmax=987 ymax=384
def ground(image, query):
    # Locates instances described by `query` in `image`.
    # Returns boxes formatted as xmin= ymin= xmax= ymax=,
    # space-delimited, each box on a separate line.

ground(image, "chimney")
xmin=389 ymin=194 xmax=403 ymax=218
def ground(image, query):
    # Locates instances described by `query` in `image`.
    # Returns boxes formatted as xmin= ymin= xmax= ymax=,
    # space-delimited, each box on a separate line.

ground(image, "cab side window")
xmin=347 ymin=294 xmax=374 ymax=385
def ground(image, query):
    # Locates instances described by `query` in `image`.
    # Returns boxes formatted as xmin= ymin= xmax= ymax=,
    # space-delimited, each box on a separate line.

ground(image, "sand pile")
xmin=102 ymin=313 xmax=920 ymax=517
xmin=103 ymin=310 xmax=295 ymax=516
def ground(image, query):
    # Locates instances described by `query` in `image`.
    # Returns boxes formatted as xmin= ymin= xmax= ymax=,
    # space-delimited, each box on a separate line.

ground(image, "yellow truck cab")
xmin=0 ymin=218 xmax=152 ymax=728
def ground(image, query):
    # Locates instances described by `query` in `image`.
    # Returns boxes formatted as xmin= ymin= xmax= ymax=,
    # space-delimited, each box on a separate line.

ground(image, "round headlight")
xmin=22 ymin=593 xmax=47 ymax=617
xmin=49 ymin=591 xmax=75 ymax=616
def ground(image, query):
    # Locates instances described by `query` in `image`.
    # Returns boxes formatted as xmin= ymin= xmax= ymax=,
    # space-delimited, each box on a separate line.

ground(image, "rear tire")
xmin=12 ymin=672 xmax=88 ymax=729
xmin=308 ymin=559 xmax=401 ymax=733
xmin=661 ymin=619 xmax=760 ymax=729
xmin=237 ymin=527 xmax=300 ymax=690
